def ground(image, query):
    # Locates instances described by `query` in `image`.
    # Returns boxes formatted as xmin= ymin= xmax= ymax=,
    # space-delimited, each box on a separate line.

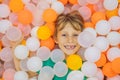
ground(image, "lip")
xmin=64 ymin=45 xmax=76 ymax=50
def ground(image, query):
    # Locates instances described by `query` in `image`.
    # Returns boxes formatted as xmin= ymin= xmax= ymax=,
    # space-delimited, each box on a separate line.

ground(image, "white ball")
xmin=67 ymin=70 xmax=84 ymax=80
xmin=36 ymin=46 xmax=51 ymax=61
xmin=108 ymin=16 xmax=120 ymax=30
xmin=95 ymin=68 xmax=104 ymax=80
xmin=51 ymin=1 xmax=64 ymax=14
xmin=107 ymin=31 xmax=120 ymax=46
xmin=0 ymin=4 xmax=10 ymax=18
xmin=94 ymin=36 xmax=109 ymax=52
xmin=53 ymin=62 xmax=68 ymax=77
xmin=78 ymin=31 xmax=96 ymax=48
xmin=22 ymin=0 xmax=30 ymax=4
xmin=51 ymin=49 xmax=65 ymax=63
xmin=27 ymin=56 xmax=42 ymax=72
xmin=87 ymin=77 xmax=99 ymax=80
xmin=84 ymin=28 xmax=97 ymax=37
xmin=107 ymin=47 xmax=120 ymax=61
xmin=14 ymin=71 xmax=28 ymax=80
xmin=0 ymin=20 xmax=12 ymax=34
xmin=77 ymin=47 xmax=86 ymax=61
xmin=81 ymin=61 xmax=97 ymax=77
xmin=103 ymin=0 xmax=118 ymax=10
xmin=29 ymin=77 xmax=37 ymax=80
xmin=84 ymin=47 xmax=101 ymax=62
xmin=95 ymin=20 xmax=111 ymax=35
xmin=14 ymin=45 xmax=29 ymax=60
xmin=26 ymin=37 xmax=40 ymax=51
xmin=107 ymin=75 xmax=120 ymax=80
xmin=46 ymin=0 xmax=57 ymax=4
xmin=30 ymin=26 xmax=39 ymax=37
xmin=38 ymin=66 xmax=54 ymax=80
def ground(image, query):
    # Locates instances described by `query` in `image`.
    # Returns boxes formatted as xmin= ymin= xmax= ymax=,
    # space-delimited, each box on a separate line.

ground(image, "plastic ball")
xmin=106 ymin=31 xmax=120 ymax=46
xmin=94 ymin=36 xmax=109 ymax=52
xmin=107 ymin=47 xmax=120 ymax=61
xmin=0 ymin=20 xmax=12 ymax=34
xmin=95 ymin=53 xmax=107 ymax=67
xmin=38 ymin=66 xmax=54 ymax=80
xmin=71 ymin=4 xmax=80 ymax=11
xmin=18 ymin=9 xmax=33 ymax=25
xmin=84 ymin=22 xmax=94 ymax=28
xmin=87 ymin=77 xmax=98 ymax=80
xmin=22 ymin=0 xmax=30 ymax=4
xmin=14 ymin=45 xmax=29 ymax=60
xmin=0 ymin=47 xmax=13 ymax=62
xmin=45 ymin=23 xmax=55 ymax=36
xmin=1 ymin=35 xmax=11 ymax=47
xmin=91 ymin=11 xmax=106 ymax=24
xmin=78 ymin=0 xmax=87 ymax=6
xmin=36 ymin=46 xmax=51 ymax=61
xmin=66 ymin=54 xmax=82 ymax=70
xmin=37 ymin=26 xmax=51 ymax=40
xmin=108 ymin=16 xmax=120 ymax=30
xmin=84 ymin=47 xmax=101 ymax=62
xmin=86 ymin=0 xmax=99 ymax=4
xmin=77 ymin=47 xmax=86 ymax=61
xmin=81 ymin=61 xmax=97 ymax=77
xmin=9 ymin=13 xmax=19 ymax=26
xmin=26 ymin=37 xmax=40 ymax=51
xmin=30 ymin=26 xmax=39 ymax=37
xmin=67 ymin=71 xmax=84 ymax=80
xmin=69 ymin=0 xmax=78 ymax=4
xmin=20 ymin=58 xmax=29 ymax=71
xmin=107 ymin=75 xmax=120 ymax=80
xmin=95 ymin=68 xmax=104 ymax=80
xmin=111 ymin=57 xmax=120 ymax=73
xmin=53 ymin=62 xmax=68 ymax=77
xmin=103 ymin=0 xmax=118 ymax=10
xmin=14 ymin=71 xmax=28 ymax=80
xmin=27 ymin=56 xmax=42 ymax=72
xmin=42 ymin=8 xmax=58 ymax=23
xmin=51 ymin=49 xmax=65 ymax=63
xmin=106 ymin=8 xmax=118 ymax=19
xmin=40 ymin=37 xmax=55 ymax=50
xmin=4 ymin=61 xmax=15 ymax=69
xmin=59 ymin=0 xmax=68 ymax=5
xmin=3 ymin=69 xmax=16 ymax=80
xmin=46 ymin=0 xmax=57 ymax=4
xmin=84 ymin=28 xmax=97 ymax=37
xmin=0 ymin=4 xmax=10 ymax=18
xmin=78 ymin=31 xmax=96 ymax=48
xmin=78 ymin=6 xmax=91 ymax=21
xmin=6 ymin=27 xmax=22 ymax=41
xmin=29 ymin=77 xmax=37 ymax=80
xmin=51 ymin=1 xmax=64 ymax=14
xmin=9 ymin=0 xmax=24 ymax=12
xmin=102 ymin=62 xmax=117 ymax=77
xmin=95 ymin=20 xmax=111 ymax=35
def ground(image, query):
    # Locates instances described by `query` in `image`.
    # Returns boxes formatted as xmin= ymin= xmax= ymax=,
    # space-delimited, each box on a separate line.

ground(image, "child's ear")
xmin=53 ymin=36 xmax=58 ymax=44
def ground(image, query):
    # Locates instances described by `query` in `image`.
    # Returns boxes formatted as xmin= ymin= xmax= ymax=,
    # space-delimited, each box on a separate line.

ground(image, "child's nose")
xmin=68 ymin=36 xmax=73 ymax=43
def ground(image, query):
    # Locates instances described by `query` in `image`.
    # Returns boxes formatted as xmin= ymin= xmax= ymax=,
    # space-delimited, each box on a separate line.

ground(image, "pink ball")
xmin=0 ymin=65 xmax=4 ymax=77
xmin=71 ymin=4 xmax=80 ymax=11
xmin=63 ymin=7 xmax=71 ymax=14
xmin=6 ymin=27 xmax=22 ymax=41
xmin=4 ymin=61 xmax=15 ymax=69
xmin=86 ymin=0 xmax=99 ymax=4
xmin=0 ymin=47 xmax=13 ymax=62
xmin=9 ymin=13 xmax=19 ymax=26
xmin=78 ymin=6 xmax=92 ymax=21
xmin=3 ymin=69 xmax=16 ymax=80
xmin=1 ymin=35 xmax=11 ymax=47
xmin=78 ymin=0 xmax=88 ymax=6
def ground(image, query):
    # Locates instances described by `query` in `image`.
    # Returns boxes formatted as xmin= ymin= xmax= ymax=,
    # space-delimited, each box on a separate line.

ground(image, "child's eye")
xmin=73 ymin=34 xmax=78 ymax=37
xmin=62 ymin=34 xmax=66 ymax=36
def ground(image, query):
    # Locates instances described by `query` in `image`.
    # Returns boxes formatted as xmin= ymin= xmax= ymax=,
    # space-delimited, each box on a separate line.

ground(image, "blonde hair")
xmin=55 ymin=11 xmax=84 ymax=37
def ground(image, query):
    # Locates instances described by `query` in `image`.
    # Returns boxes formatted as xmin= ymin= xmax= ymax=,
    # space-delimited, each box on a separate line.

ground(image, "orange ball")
xmin=68 ymin=0 xmax=78 ymax=4
xmin=9 ymin=0 xmax=24 ymax=13
xmin=0 ymin=0 xmax=3 ymax=3
xmin=95 ymin=53 xmax=107 ymax=67
xmin=87 ymin=4 xmax=95 ymax=13
xmin=91 ymin=11 xmax=106 ymax=24
xmin=45 ymin=23 xmax=55 ymax=36
xmin=18 ymin=9 xmax=33 ymax=25
xmin=42 ymin=8 xmax=58 ymax=23
xmin=84 ymin=22 xmax=94 ymax=28
xmin=111 ymin=58 xmax=120 ymax=74
xmin=59 ymin=0 xmax=68 ymax=5
xmin=106 ymin=8 xmax=118 ymax=19
xmin=40 ymin=37 xmax=55 ymax=50
xmin=102 ymin=62 xmax=117 ymax=78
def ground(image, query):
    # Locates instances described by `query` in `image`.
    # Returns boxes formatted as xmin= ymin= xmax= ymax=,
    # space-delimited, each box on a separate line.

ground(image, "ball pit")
xmin=0 ymin=0 xmax=120 ymax=80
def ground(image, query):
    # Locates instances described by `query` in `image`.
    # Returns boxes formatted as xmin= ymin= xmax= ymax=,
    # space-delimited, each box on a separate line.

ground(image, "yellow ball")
xmin=37 ymin=26 xmax=51 ymax=40
xmin=106 ymin=8 xmax=118 ymax=19
xmin=66 ymin=54 xmax=82 ymax=70
xmin=118 ymin=0 xmax=120 ymax=3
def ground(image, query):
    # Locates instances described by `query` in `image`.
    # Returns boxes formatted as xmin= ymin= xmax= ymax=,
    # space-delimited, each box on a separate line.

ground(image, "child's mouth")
xmin=64 ymin=45 xmax=76 ymax=50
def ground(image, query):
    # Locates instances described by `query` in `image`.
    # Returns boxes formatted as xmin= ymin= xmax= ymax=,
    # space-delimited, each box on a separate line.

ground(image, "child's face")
xmin=56 ymin=23 xmax=81 ymax=55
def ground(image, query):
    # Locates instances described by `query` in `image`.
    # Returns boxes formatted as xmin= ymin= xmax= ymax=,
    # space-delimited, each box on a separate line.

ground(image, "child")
xmin=54 ymin=11 xmax=84 ymax=56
